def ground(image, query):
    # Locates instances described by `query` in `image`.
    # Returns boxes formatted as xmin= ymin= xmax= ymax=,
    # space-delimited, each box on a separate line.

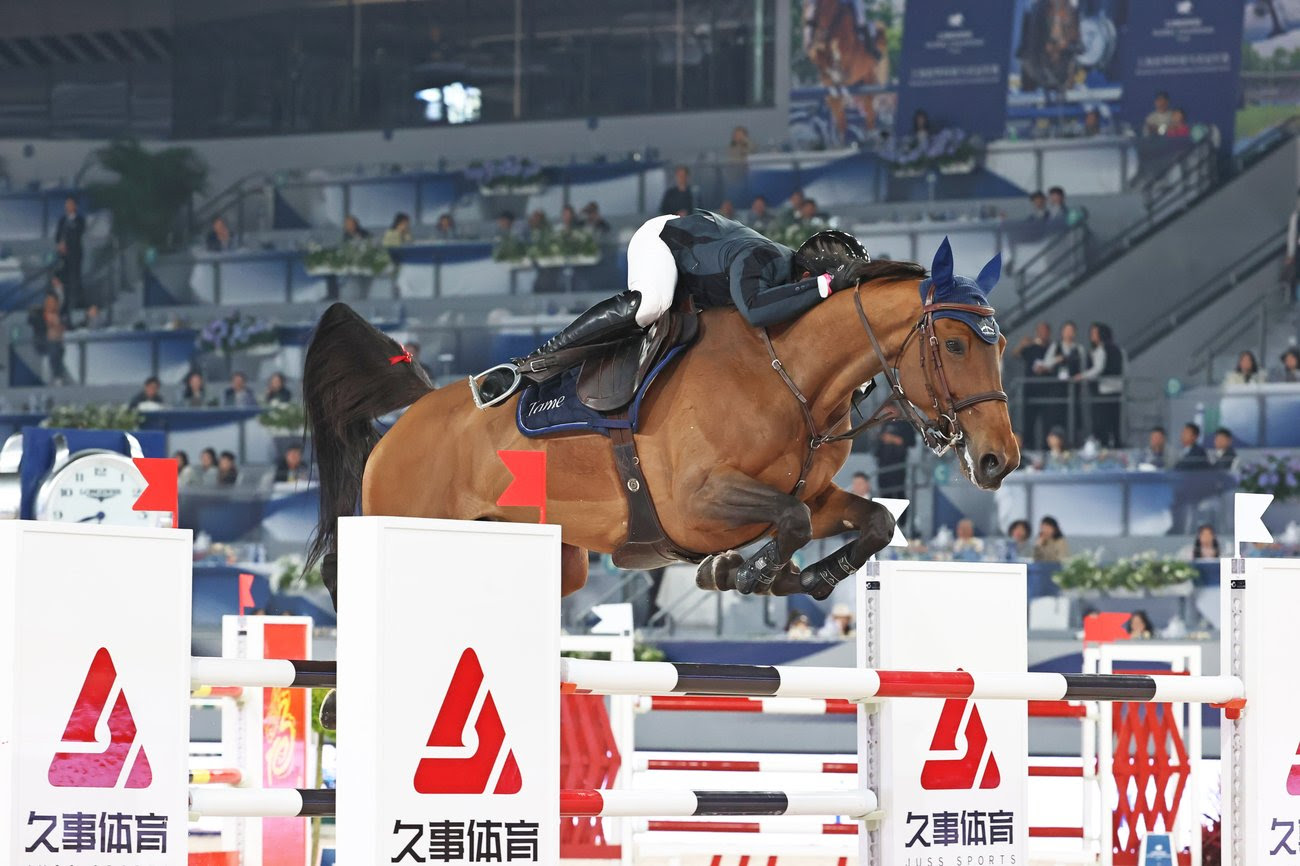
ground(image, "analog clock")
xmin=34 ymin=433 xmax=169 ymax=527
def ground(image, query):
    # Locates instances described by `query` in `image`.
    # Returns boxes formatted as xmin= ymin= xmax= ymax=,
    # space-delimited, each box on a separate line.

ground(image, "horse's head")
xmin=892 ymin=239 xmax=1020 ymax=490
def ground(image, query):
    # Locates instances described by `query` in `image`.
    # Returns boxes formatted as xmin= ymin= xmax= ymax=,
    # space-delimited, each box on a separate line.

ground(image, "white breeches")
xmin=626 ymin=214 xmax=679 ymax=327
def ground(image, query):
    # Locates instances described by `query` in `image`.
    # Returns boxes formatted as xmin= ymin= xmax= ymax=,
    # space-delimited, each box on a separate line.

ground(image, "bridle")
xmin=760 ymin=283 xmax=1009 ymax=492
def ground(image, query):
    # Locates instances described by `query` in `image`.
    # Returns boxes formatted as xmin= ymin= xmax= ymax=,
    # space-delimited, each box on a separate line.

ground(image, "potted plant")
xmin=41 ymin=404 xmax=143 ymax=431
xmin=87 ymin=138 xmax=208 ymax=255
xmin=465 ymin=157 xmax=551 ymax=197
xmin=1052 ymin=553 xmax=1105 ymax=598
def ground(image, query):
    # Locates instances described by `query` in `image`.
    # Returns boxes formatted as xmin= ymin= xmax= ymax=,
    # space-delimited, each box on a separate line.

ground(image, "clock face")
xmin=37 ymin=452 xmax=167 ymax=526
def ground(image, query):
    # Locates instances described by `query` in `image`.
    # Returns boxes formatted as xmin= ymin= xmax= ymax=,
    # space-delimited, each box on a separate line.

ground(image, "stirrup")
xmin=468 ymin=364 xmax=523 ymax=409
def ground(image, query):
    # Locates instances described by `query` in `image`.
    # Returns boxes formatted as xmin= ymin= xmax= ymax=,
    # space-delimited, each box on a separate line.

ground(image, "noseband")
xmin=760 ymin=284 xmax=1008 ymax=492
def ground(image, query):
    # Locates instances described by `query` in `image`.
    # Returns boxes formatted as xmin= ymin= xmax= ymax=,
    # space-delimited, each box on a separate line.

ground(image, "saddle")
xmin=575 ymin=308 xmax=699 ymax=412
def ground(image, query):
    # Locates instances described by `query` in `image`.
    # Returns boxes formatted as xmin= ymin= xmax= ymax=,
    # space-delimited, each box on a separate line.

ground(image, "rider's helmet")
xmin=793 ymin=229 xmax=870 ymax=277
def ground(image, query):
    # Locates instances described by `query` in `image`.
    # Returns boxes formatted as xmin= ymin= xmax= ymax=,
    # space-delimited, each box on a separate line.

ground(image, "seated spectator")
xmin=1032 ymin=516 xmax=1068 ymax=562
xmin=1274 ymin=347 xmax=1300 ymax=382
xmin=581 ymin=202 xmax=611 ymax=238
xmin=1165 ymin=108 xmax=1190 ymax=139
xmin=1026 ymin=191 xmax=1048 ymax=222
xmin=1140 ymin=425 xmax=1167 ymax=469
xmin=785 ymin=611 xmax=813 ymax=640
xmin=275 ymin=442 xmax=309 ymax=484
xmin=1173 ymin=422 xmax=1209 ymax=470
xmin=849 ymin=471 xmax=871 ymax=498
xmin=223 ymin=371 xmax=258 ymax=408
xmin=1144 ymin=91 xmax=1175 ymax=136
xmin=1188 ymin=523 xmax=1221 ymax=560
xmin=1046 ymin=186 xmax=1068 ymax=224
xmin=434 ymin=213 xmax=457 ymax=240
xmin=382 ymin=212 xmax=413 ymax=247
xmin=718 ymin=199 xmax=736 ymax=220
xmin=181 ymin=371 xmax=210 ymax=408
xmin=30 ymin=292 xmax=69 ymax=385
xmin=659 ymin=165 xmax=695 ymax=216
xmin=198 ymin=447 xmax=219 ymax=485
xmin=951 ymin=518 xmax=985 ymax=560
xmin=558 ymin=204 xmax=581 ymax=233
xmin=784 ymin=189 xmax=806 ymax=223
xmin=525 ymin=209 xmax=550 ymax=241
xmin=263 ymin=371 xmax=291 ymax=405
xmin=205 ymin=216 xmax=235 ymax=253
xmin=1042 ymin=426 xmax=1070 ymax=470
xmin=216 ymin=451 xmax=239 ymax=486
xmin=798 ymin=198 xmax=823 ymax=226
xmin=1224 ymin=350 xmax=1262 ymax=385
xmin=495 ymin=210 xmax=521 ymax=240
xmin=129 ymin=376 xmax=166 ymax=410
xmin=80 ymin=303 xmax=109 ymax=331
xmin=748 ymin=195 xmax=772 ymax=233
xmin=1127 ymin=609 xmax=1155 ymax=639
xmin=818 ymin=603 xmax=853 ymax=638
xmin=342 ymin=215 xmax=370 ymax=242
xmin=1210 ymin=427 xmax=1236 ymax=469
xmin=1003 ymin=519 xmax=1032 ymax=560
xmin=175 ymin=450 xmax=201 ymax=488
xmin=1082 ymin=108 xmax=1104 ymax=137
xmin=406 ymin=341 xmax=435 ymax=378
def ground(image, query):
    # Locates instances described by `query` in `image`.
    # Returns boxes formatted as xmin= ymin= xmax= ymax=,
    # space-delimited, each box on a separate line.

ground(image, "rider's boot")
xmin=471 ymin=290 xmax=645 ymax=407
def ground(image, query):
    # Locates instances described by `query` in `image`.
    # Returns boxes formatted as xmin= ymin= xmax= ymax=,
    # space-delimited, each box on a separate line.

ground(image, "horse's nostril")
xmin=979 ymin=452 xmax=1002 ymax=478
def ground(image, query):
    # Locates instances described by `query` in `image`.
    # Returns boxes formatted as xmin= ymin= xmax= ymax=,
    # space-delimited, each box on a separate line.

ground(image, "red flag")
xmin=132 ymin=457 xmax=178 ymax=529
xmin=238 ymin=572 xmax=256 ymax=616
xmin=496 ymin=450 xmax=547 ymax=524
xmin=1083 ymin=611 xmax=1132 ymax=644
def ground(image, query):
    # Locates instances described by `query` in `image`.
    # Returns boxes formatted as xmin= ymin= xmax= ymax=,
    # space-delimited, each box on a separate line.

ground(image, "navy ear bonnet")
xmin=917 ymin=236 xmax=1002 ymax=344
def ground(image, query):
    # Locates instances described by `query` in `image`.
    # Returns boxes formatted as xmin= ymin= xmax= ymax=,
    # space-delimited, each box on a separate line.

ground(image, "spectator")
xmin=80 ymin=303 xmax=108 ymax=331
xmin=175 ymin=450 xmax=201 ymax=488
xmin=1082 ymin=108 xmax=1104 ymax=137
xmin=818 ymin=603 xmax=853 ymax=638
xmin=784 ymin=189 xmax=806 ymax=223
xmin=1004 ymin=519 xmax=1032 ymax=560
xmin=581 ymin=202 xmax=611 ymax=237
xmin=55 ymin=196 xmax=85 ymax=311
xmin=785 ymin=611 xmax=813 ymax=640
xmin=205 ymin=216 xmax=235 ymax=252
xmin=874 ymin=419 xmax=916 ymax=525
xmin=559 ymin=204 xmax=581 ymax=233
xmin=1074 ymin=322 xmax=1124 ymax=447
xmin=216 ymin=451 xmax=239 ymax=486
xmin=342 ymin=215 xmax=370 ymax=242
xmin=1026 ymin=191 xmax=1048 ymax=221
xmin=198 ymin=447 xmax=219 ymax=485
xmin=1190 ymin=524 xmax=1221 ymax=560
xmin=1032 ymin=516 xmax=1068 ymax=562
xmin=728 ymin=125 xmax=752 ymax=162
xmin=406 ymin=341 xmax=436 ymax=378
xmin=1210 ymin=427 xmax=1236 ymax=469
xmin=383 ymin=212 xmax=413 ymax=247
xmin=495 ymin=210 xmax=522 ymax=240
xmin=30 ymin=292 xmax=68 ymax=385
xmin=129 ymin=376 xmax=165 ymax=410
xmin=1224 ymin=350 xmax=1261 ymax=385
xmin=1046 ymin=186 xmax=1068 ymax=224
xmin=1140 ymin=425 xmax=1168 ymax=469
xmin=1014 ymin=321 xmax=1053 ymax=446
xmin=659 ymin=165 xmax=695 ymax=216
xmin=718 ymin=199 xmax=736 ymax=220
xmin=798 ymin=198 xmax=822 ymax=225
xmin=951 ymin=518 xmax=985 ymax=560
xmin=1173 ymin=422 xmax=1209 ymax=470
xmin=1276 ymin=347 xmax=1300 ymax=382
xmin=275 ymin=443 xmax=309 ymax=484
xmin=181 ymin=371 xmax=209 ymax=408
xmin=1040 ymin=320 xmax=1087 ymax=440
xmin=1042 ymin=426 xmax=1070 ymax=469
xmin=909 ymin=109 xmax=933 ymax=149
xmin=1015 ymin=321 xmax=1052 ymax=375
xmin=223 ymin=371 xmax=258 ymax=408
xmin=1165 ymin=108 xmax=1190 ymax=139
xmin=748 ymin=195 xmax=772 ymax=233
xmin=1127 ymin=610 xmax=1155 ymax=639
xmin=1144 ymin=91 xmax=1175 ymax=136
xmin=434 ymin=213 xmax=457 ymax=240
xmin=263 ymin=371 xmax=292 ymax=405
xmin=849 ymin=471 xmax=871 ymax=498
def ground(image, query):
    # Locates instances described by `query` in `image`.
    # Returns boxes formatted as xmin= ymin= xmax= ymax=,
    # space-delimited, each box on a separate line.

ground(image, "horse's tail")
xmin=303 ymin=302 xmax=432 ymax=596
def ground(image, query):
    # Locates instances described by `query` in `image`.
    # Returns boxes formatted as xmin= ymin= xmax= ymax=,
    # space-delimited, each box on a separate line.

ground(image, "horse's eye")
xmin=945 ymin=339 xmax=963 ymax=354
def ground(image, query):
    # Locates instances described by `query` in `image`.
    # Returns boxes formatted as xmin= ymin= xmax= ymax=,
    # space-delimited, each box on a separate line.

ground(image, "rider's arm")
xmin=728 ymin=248 xmax=828 ymax=328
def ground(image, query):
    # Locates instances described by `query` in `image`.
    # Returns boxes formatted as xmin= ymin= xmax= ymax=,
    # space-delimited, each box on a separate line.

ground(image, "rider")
xmin=470 ymin=209 xmax=874 ymax=407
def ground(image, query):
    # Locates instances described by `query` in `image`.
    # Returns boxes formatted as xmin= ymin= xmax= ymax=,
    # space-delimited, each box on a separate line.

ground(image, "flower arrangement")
xmin=303 ymin=241 xmax=393 ymax=277
xmin=768 ymin=219 xmax=829 ymax=249
xmin=465 ymin=157 xmax=551 ymax=195
xmin=259 ymin=401 xmax=307 ymax=433
xmin=42 ymin=404 xmax=143 ymax=431
xmin=196 ymin=311 xmax=278 ymax=354
xmin=1052 ymin=551 xmax=1199 ymax=594
xmin=1237 ymin=454 xmax=1300 ymax=501
xmin=879 ymin=127 xmax=982 ymax=176
xmin=271 ymin=553 xmax=324 ymax=592
xmin=494 ymin=228 xmax=600 ymax=266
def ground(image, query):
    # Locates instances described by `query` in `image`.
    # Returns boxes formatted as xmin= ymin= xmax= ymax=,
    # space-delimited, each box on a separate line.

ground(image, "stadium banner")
xmin=1119 ymin=0 xmax=1244 ymax=155
xmin=894 ymin=0 xmax=1016 ymax=142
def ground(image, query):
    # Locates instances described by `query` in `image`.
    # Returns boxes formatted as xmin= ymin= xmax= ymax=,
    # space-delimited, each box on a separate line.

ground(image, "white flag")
xmin=1234 ymin=492 xmax=1274 ymax=557
xmin=590 ymin=602 xmax=634 ymax=635
xmin=873 ymin=498 xmax=910 ymax=547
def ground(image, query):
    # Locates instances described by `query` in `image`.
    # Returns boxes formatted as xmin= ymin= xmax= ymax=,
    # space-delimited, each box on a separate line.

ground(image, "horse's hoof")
xmin=319 ymin=689 xmax=337 ymax=731
xmin=696 ymin=551 xmax=742 ymax=592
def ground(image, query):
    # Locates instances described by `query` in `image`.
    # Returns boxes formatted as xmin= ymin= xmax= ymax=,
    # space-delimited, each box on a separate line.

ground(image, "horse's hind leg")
xmin=561 ymin=543 xmax=590 ymax=596
xmin=769 ymin=487 xmax=895 ymax=599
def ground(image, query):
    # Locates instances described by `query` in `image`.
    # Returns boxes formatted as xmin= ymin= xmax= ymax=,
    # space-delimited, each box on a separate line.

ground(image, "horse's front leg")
xmin=691 ymin=468 xmax=812 ymax=596
xmin=769 ymin=486 xmax=895 ymax=599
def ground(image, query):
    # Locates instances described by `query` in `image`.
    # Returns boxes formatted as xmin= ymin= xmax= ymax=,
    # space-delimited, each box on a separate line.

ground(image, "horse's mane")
xmin=859 ymin=259 xmax=928 ymax=285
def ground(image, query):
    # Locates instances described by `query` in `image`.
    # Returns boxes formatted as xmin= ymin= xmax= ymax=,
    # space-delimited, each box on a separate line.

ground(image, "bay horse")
xmin=806 ymin=0 xmax=891 ymax=144
xmin=302 ymin=256 xmax=1019 ymax=609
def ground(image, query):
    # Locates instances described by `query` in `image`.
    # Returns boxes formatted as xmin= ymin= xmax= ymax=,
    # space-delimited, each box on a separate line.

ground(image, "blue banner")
xmin=896 ymin=0 xmax=1017 ymax=141
xmin=1119 ymin=0 xmax=1243 ymax=154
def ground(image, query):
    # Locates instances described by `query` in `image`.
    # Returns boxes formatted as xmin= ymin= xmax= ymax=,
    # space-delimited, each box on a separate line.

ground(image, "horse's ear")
xmin=975 ymin=252 xmax=1002 ymax=295
xmin=930 ymin=236 xmax=954 ymax=288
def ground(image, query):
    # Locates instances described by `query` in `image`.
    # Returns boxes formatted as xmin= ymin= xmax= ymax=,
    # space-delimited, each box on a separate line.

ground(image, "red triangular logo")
xmin=919 ymin=697 xmax=1000 ymax=790
xmin=48 ymin=647 xmax=152 ymax=789
xmin=413 ymin=648 xmax=521 ymax=794
xmin=1287 ymin=740 xmax=1300 ymax=795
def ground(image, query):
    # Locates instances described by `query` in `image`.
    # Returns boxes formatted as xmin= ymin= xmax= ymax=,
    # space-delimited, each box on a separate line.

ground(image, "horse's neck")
xmin=770 ymin=280 xmax=920 ymax=427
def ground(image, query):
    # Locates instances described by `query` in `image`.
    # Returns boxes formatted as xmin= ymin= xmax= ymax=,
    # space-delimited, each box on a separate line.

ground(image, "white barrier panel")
xmin=0 ymin=522 xmax=192 ymax=866
xmin=860 ymin=560 xmax=1029 ymax=864
xmin=337 ymin=517 xmax=561 ymax=865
